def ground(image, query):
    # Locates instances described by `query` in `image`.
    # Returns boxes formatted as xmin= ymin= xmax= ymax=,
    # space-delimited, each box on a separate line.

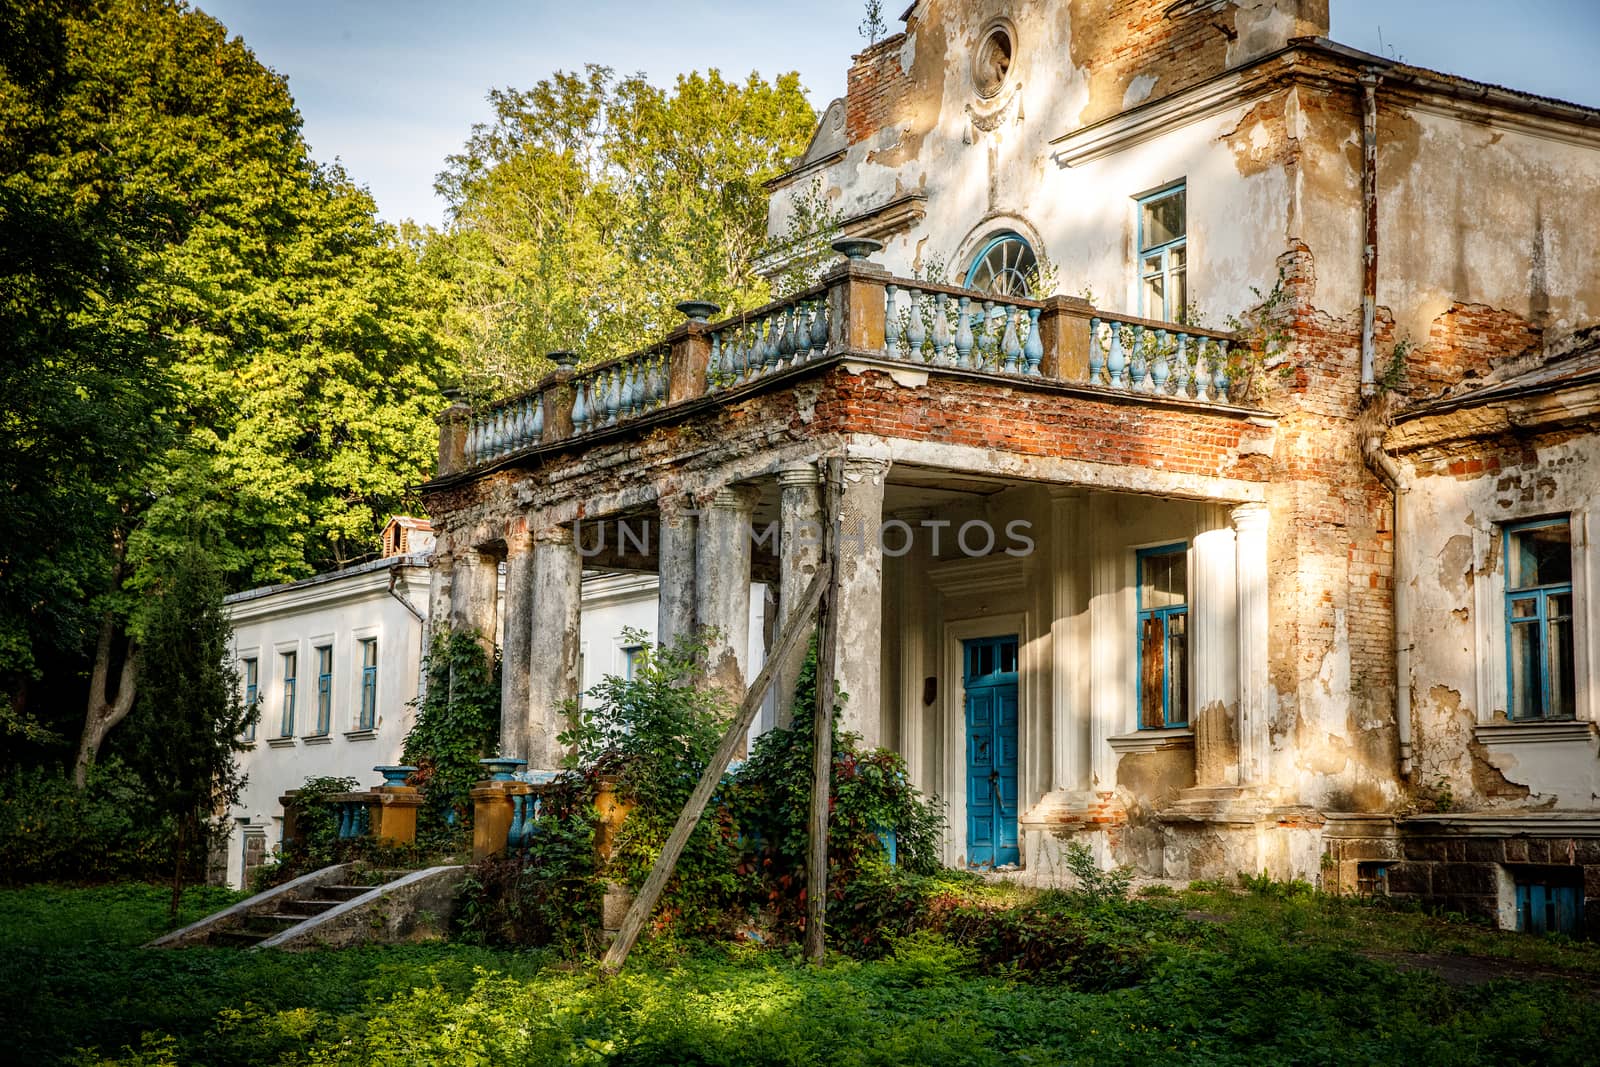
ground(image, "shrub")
xmin=251 ymin=775 xmax=357 ymax=889
xmin=0 ymin=759 xmax=175 ymax=884
xmin=403 ymin=631 xmax=501 ymax=840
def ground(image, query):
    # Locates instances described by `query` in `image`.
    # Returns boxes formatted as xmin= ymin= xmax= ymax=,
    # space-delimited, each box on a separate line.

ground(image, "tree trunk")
xmin=73 ymin=532 xmax=139 ymax=788
xmin=73 ymin=613 xmax=138 ymax=787
xmin=168 ymin=811 xmax=191 ymax=924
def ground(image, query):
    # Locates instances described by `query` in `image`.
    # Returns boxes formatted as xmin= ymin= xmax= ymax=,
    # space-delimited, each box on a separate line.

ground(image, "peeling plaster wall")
xmin=1401 ymin=430 xmax=1600 ymax=809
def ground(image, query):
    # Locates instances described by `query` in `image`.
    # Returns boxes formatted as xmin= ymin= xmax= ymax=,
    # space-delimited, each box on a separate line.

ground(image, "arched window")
xmin=964 ymin=233 xmax=1037 ymax=297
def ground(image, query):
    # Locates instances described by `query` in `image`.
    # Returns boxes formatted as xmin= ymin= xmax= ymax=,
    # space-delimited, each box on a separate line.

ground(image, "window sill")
xmin=303 ymin=734 xmax=333 ymax=746
xmin=1474 ymin=721 xmax=1596 ymax=746
xmin=266 ymin=737 xmax=297 ymax=749
xmin=1108 ymin=728 xmax=1194 ymax=755
xmin=343 ymin=728 xmax=378 ymax=742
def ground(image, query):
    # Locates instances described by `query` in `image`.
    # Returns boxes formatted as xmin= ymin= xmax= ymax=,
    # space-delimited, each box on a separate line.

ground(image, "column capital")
xmin=707 ymin=484 xmax=761 ymax=511
xmin=776 ymin=461 xmax=823 ymax=488
xmin=1230 ymin=501 xmax=1270 ymax=533
xmin=504 ymin=529 xmax=533 ymax=556
xmin=657 ymin=490 xmax=697 ymax=518
xmin=535 ymin=523 xmax=573 ymax=547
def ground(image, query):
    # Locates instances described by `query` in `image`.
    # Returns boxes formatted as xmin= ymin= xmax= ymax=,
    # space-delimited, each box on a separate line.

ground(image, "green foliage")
xmin=429 ymin=65 xmax=816 ymax=396
xmin=1379 ymin=336 xmax=1415 ymax=393
xmin=255 ymin=775 xmax=359 ymax=889
xmin=1060 ymin=840 xmax=1134 ymax=905
xmin=1224 ymin=268 xmax=1295 ymax=401
xmin=124 ymin=544 xmax=256 ymax=916
xmin=1 ymin=0 xmax=448 ymax=765
xmin=19 ymin=882 xmax=1600 ymax=1067
xmin=765 ymin=177 xmax=844 ymax=300
xmin=859 ymin=0 xmax=888 ymax=44
xmin=0 ymin=760 xmax=173 ymax=884
xmin=403 ymin=631 xmax=502 ymax=836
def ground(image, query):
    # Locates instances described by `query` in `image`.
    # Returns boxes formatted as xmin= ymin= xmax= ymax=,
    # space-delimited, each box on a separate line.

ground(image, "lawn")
xmin=4 ymin=880 xmax=1598 ymax=1066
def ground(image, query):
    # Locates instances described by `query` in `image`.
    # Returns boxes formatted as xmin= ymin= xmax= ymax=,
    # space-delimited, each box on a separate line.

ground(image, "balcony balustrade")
xmin=444 ymin=255 xmax=1245 ymax=475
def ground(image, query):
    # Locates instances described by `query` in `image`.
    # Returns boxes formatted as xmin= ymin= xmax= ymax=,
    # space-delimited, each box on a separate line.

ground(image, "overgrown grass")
xmin=6 ymin=882 xmax=1600 ymax=1066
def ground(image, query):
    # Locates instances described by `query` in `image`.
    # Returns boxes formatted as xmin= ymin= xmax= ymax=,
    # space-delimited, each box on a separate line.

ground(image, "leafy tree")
xmin=0 ymin=0 xmax=451 ymax=777
xmin=428 ymin=65 xmax=816 ymax=396
xmin=123 ymin=544 xmax=256 ymax=921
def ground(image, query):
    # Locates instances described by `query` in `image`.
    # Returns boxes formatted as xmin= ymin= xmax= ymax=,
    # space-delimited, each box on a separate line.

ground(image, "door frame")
xmin=961 ymin=634 xmax=1022 ymax=868
xmin=940 ymin=610 xmax=1033 ymax=868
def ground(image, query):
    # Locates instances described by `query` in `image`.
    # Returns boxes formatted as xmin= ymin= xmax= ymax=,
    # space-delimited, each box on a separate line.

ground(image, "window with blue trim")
xmin=312 ymin=645 xmax=333 ymax=735
xmin=622 ymin=644 xmax=645 ymax=680
xmin=1504 ymin=519 xmax=1574 ymax=722
xmin=965 ymin=232 xmax=1037 ymax=297
xmin=1137 ymin=184 xmax=1186 ymax=321
xmin=359 ymin=638 xmax=378 ymax=730
xmin=279 ymin=651 xmax=297 ymax=738
xmin=241 ymin=657 xmax=258 ymax=741
xmin=1137 ymin=544 xmax=1189 ymax=729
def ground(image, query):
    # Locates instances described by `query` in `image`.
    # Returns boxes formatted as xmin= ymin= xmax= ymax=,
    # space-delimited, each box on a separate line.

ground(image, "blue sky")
xmin=194 ymin=1 xmax=1600 ymax=228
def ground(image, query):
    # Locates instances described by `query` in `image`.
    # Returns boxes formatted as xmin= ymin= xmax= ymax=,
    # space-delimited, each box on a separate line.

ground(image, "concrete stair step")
xmin=282 ymin=898 xmax=344 ymax=916
xmin=321 ymin=884 xmax=377 ymax=901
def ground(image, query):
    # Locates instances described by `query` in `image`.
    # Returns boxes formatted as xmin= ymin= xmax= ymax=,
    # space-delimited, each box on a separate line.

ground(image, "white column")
xmin=696 ymin=484 xmax=759 ymax=701
xmin=775 ymin=462 xmax=823 ymax=727
xmin=1191 ymin=511 xmax=1240 ymax=786
xmin=656 ymin=494 xmax=698 ymax=650
xmin=832 ymin=448 xmax=890 ymax=749
xmin=499 ymin=525 xmax=535 ymax=760
xmin=1232 ymin=502 xmax=1270 ymax=787
xmin=526 ymin=524 xmax=581 ymax=772
xmin=1049 ymin=488 xmax=1089 ymax=793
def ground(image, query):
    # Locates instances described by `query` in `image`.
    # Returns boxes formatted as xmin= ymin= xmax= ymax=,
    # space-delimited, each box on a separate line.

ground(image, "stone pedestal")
xmin=470 ymin=779 xmax=534 ymax=861
xmin=593 ymin=775 xmax=634 ymax=866
xmin=370 ymin=786 xmax=424 ymax=846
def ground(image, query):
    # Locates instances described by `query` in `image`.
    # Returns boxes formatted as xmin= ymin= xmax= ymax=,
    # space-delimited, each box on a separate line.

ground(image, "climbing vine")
xmin=403 ymin=631 xmax=502 ymax=839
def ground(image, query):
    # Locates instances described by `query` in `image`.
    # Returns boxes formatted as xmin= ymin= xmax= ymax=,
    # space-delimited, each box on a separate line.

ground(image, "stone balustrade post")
xmin=824 ymin=260 xmax=889 ymax=354
xmin=436 ymin=396 xmax=470 ymax=476
xmin=668 ymin=323 xmax=712 ymax=404
xmin=544 ymin=353 xmax=578 ymax=443
xmin=369 ymin=785 xmax=423 ymax=846
xmin=1036 ymin=295 xmax=1094 ymax=381
xmin=470 ymin=779 xmax=534 ymax=861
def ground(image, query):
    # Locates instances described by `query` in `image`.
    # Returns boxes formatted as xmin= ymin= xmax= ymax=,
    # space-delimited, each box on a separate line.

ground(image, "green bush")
xmin=0 ymin=759 xmax=174 ymax=884
xmin=250 ymin=775 xmax=356 ymax=890
xmin=403 ymin=630 xmax=501 ymax=840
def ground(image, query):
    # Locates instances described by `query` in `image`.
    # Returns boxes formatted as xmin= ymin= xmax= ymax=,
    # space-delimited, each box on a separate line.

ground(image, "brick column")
xmin=1232 ymin=503 xmax=1271 ymax=786
xmin=832 ymin=447 xmax=890 ymax=748
xmin=696 ymin=484 xmax=760 ymax=701
xmin=775 ymin=462 xmax=824 ymax=728
xmin=656 ymin=494 xmax=698 ymax=650
xmin=527 ymin=524 xmax=581 ymax=772
xmin=499 ymin=524 xmax=535 ymax=760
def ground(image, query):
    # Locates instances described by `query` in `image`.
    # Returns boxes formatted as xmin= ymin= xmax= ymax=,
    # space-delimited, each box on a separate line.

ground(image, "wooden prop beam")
xmin=805 ymin=457 xmax=844 ymax=963
xmin=600 ymin=564 xmax=828 ymax=973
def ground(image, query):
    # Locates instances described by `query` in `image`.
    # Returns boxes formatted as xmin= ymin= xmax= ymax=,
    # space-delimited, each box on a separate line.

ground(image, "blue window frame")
xmin=279 ymin=651 xmax=297 ymax=738
xmin=1137 ymin=543 xmax=1189 ymax=729
xmin=1504 ymin=518 xmax=1574 ymax=722
xmin=313 ymin=645 xmax=333 ymax=735
xmin=964 ymin=232 xmax=1038 ymax=297
xmin=1136 ymin=184 xmax=1186 ymax=321
xmin=242 ymin=657 xmax=258 ymax=741
xmin=359 ymin=638 xmax=378 ymax=730
xmin=622 ymin=644 xmax=645 ymax=680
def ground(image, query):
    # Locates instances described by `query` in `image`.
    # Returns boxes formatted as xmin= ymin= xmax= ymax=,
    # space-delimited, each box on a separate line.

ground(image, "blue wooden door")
xmin=1516 ymin=879 xmax=1582 ymax=935
xmin=964 ymin=636 xmax=1020 ymax=868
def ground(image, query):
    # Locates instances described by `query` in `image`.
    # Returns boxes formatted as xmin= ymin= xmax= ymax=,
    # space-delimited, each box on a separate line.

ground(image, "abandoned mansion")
xmin=420 ymin=1 xmax=1600 ymax=934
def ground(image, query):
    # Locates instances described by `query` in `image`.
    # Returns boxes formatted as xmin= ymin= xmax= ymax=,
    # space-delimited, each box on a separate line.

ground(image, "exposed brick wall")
xmin=845 ymin=35 xmax=910 ymax=145
xmin=1402 ymin=303 xmax=1544 ymax=403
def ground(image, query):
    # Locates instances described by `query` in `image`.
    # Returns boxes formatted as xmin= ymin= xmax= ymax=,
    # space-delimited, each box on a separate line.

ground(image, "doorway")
xmin=964 ymin=635 xmax=1019 ymax=867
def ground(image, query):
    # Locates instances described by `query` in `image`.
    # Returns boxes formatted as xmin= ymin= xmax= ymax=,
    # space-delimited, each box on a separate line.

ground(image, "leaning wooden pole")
xmin=805 ymin=458 xmax=844 ymax=963
xmin=600 ymin=566 xmax=828 ymax=974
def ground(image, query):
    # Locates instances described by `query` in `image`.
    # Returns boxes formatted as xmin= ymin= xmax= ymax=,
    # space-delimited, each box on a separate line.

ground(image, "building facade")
xmin=222 ymin=520 xmax=751 ymax=890
xmin=421 ymin=0 xmax=1600 ymax=932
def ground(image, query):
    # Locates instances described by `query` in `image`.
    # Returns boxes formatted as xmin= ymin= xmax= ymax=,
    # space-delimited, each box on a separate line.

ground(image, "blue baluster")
xmin=810 ymin=298 xmax=829 ymax=356
xmin=1001 ymin=307 xmax=1022 ymax=374
xmin=530 ymin=393 xmax=545 ymax=441
xmin=1173 ymin=334 xmax=1190 ymax=398
xmin=1214 ymin=339 xmax=1231 ymax=401
xmin=768 ymin=313 xmax=785 ymax=371
xmin=1108 ymin=324 xmax=1127 ymax=388
xmin=571 ymin=377 xmax=589 ymax=432
xmin=602 ymin=368 xmax=619 ymax=423
xmin=884 ymin=285 xmax=901 ymax=357
xmin=708 ymin=330 xmax=723 ymax=389
xmin=906 ymin=289 xmax=926 ymax=360
xmin=1088 ymin=318 xmax=1105 ymax=384
xmin=1024 ymin=308 xmax=1044 ymax=376
xmin=1129 ymin=325 xmax=1148 ymax=392
xmin=978 ymin=301 xmax=996 ymax=369
xmin=954 ymin=295 xmax=974 ymax=367
xmin=931 ymin=292 xmax=951 ymax=365
xmin=781 ymin=306 xmax=798 ymax=366
xmin=1151 ymin=330 xmax=1171 ymax=393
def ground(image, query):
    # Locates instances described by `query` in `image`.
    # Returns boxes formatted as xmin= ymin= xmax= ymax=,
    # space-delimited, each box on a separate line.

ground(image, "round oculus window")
xmin=973 ymin=25 xmax=1014 ymax=99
